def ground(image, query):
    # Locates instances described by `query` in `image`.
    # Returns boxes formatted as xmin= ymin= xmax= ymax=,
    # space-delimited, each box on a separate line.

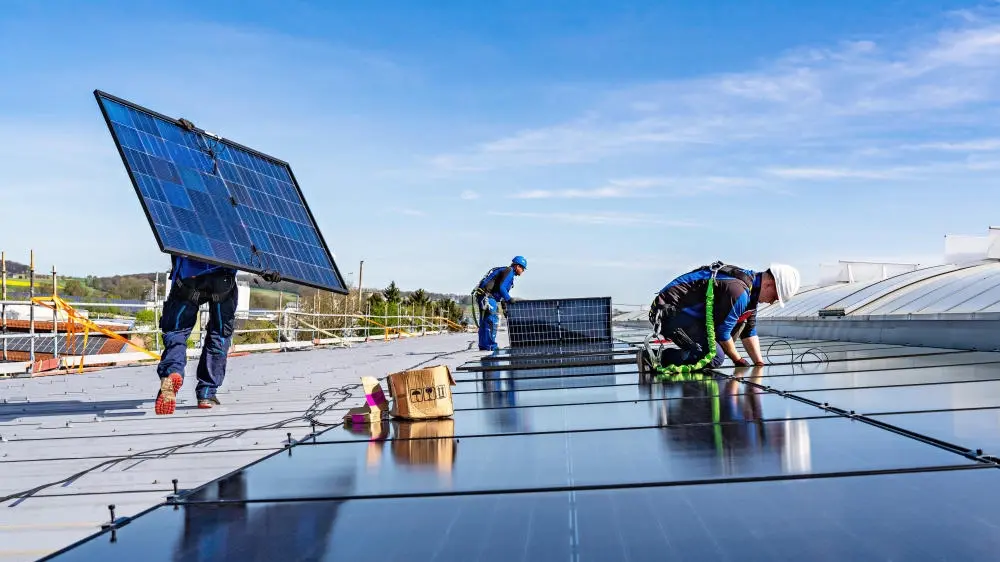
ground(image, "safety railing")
xmin=0 ymin=295 xmax=472 ymax=375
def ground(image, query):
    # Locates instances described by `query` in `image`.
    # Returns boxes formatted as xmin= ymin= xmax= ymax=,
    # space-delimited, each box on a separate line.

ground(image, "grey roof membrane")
xmin=0 ymin=333 xmax=482 ymax=561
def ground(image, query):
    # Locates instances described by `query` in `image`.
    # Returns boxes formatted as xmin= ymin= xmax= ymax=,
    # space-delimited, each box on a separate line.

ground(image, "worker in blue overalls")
xmin=648 ymin=262 xmax=800 ymax=369
xmin=473 ymin=256 xmax=527 ymax=351
xmin=154 ymin=255 xmax=239 ymax=415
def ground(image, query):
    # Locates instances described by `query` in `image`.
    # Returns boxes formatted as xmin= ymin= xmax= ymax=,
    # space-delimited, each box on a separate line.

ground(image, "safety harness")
xmin=170 ymin=275 xmax=236 ymax=304
xmin=644 ymin=261 xmax=723 ymax=381
xmin=470 ymin=266 xmax=512 ymax=328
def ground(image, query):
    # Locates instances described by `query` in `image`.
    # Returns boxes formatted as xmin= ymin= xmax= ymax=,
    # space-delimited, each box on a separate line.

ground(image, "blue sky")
xmin=1 ymin=0 xmax=999 ymax=304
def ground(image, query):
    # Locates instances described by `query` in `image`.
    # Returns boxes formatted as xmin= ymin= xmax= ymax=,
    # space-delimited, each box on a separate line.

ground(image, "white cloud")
xmin=532 ymin=257 xmax=670 ymax=271
xmin=510 ymin=175 xmax=761 ymax=199
xmin=393 ymin=208 xmax=425 ymax=216
xmin=763 ymin=167 xmax=904 ymax=180
xmin=489 ymin=211 xmax=700 ymax=227
xmin=460 ymin=190 xmax=480 ymax=200
xmin=428 ymin=10 xmax=1000 ymax=174
xmin=902 ymin=138 xmax=1000 ymax=152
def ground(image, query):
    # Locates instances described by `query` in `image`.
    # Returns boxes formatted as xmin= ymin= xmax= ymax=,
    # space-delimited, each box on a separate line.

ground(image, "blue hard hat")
xmin=512 ymin=256 xmax=527 ymax=269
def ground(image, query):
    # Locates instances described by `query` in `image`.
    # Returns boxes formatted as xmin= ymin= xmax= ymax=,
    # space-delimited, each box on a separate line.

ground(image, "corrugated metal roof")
xmin=759 ymin=260 xmax=1000 ymax=319
xmin=0 ymin=333 xmax=481 ymax=561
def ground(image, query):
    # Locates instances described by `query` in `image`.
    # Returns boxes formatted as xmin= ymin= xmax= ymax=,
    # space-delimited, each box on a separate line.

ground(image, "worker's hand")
xmin=261 ymin=270 xmax=282 ymax=283
xmin=733 ymin=357 xmax=751 ymax=367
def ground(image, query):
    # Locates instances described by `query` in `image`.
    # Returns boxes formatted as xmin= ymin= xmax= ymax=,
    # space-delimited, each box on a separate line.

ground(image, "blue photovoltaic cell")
xmin=94 ymin=90 xmax=347 ymax=293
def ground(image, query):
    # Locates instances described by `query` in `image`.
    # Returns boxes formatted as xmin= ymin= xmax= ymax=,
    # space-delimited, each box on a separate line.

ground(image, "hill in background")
xmin=1 ymin=260 xmax=470 ymax=310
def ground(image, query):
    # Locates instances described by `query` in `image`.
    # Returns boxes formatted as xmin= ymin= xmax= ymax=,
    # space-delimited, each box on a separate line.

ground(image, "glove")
xmin=261 ymin=270 xmax=282 ymax=283
xmin=733 ymin=358 xmax=751 ymax=367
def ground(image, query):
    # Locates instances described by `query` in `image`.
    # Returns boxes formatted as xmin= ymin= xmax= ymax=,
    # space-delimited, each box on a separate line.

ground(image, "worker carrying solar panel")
xmin=472 ymin=256 xmax=527 ymax=351
xmin=154 ymin=256 xmax=239 ymax=415
xmin=645 ymin=262 xmax=800 ymax=370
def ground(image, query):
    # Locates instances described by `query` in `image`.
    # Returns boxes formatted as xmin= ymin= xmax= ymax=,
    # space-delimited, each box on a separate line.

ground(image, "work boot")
xmin=155 ymin=373 xmax=184 ymax=415
xmin=198 ymin=396 xmax=221 ymax=409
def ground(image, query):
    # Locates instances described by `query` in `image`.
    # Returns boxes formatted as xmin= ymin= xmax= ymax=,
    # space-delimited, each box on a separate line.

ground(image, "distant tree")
xmin=367 ymin=292 xmax=384 ymax=306
xmin=382 ymin=281 xmax=401 ymax=303
xmin=405 ymin=289 xmax=430 ymax=307
xmin=62 ymin=279 xmax=89 ymax=297
xmin=0 ymin=260 xmax=29 ymax=275
xmin=134 ymin=309 xmax=156 ymax=325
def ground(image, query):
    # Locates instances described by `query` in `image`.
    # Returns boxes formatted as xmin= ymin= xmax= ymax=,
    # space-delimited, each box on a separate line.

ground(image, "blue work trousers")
xmin=156 ymin=273 xmax=238 ymax=399
xmin=656 ymin=314 xmax=725 ymax=369
xmin=477 ymin=294 xmax=499 ymax=351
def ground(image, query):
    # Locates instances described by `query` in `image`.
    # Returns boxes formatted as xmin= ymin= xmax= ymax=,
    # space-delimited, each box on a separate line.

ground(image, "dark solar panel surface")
xmin=4 ymin=334 xmax=121 ymax=355
xmin=505 ymin=297 xmax=612 ymax=347
xmin=94 ymin=90 xmax=347 ymax=293
xmin=45 ymin=336 xmax=1000 ymax=561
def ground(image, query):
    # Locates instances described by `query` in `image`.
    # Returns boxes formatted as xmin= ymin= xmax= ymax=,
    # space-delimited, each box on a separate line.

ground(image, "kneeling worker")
xmin=648 ymin=262 xmax=800 ymax=368
xmin=473 ymin=256 xmax=527 ymax=351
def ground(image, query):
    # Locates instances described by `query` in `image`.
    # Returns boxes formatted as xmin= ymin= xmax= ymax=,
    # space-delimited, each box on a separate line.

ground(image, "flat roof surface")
xmin=35 ymin=331 xmax=1000 ymax=561
xmin=1 ymin=333 xmax=482 ymax=561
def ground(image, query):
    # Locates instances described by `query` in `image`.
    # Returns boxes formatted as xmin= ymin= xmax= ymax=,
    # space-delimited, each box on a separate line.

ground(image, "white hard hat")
xmin=769 ymin=263 xmax=801 ymax=307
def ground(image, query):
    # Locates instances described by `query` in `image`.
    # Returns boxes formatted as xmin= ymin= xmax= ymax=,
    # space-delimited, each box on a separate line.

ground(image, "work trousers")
xmin=156 ymin=272 xmax=238 ymax=400
xmin=477 ymin=294 xmax=499 ymax=351
xmin=654 ymin=311 xmax=725 ymax=369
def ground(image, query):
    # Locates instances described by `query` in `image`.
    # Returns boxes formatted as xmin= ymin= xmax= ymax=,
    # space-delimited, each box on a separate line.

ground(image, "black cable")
xmin=174 ymin=463 xmax=996 ymax=505
xmin=458 ymin=357 xmax=638 ymax=372
xmin=765 ymin=339 xmax=830 ymax=364
xmin=468 ymin=340 xmax=936 ymax=371
xmin=714 ymin=370 xmax=996 ymax=462
xmin=1 ymin=342 xmax=475 ymax=505
xmin=735 ymin=357 xmax=1000 ymax=380
xmin=453 ymin=351 xmax=994 ymax=387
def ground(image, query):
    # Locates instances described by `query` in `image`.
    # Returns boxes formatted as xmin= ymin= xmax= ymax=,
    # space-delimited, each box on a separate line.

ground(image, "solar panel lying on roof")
xmin=93 ymin=90 xmax=347 ymax=293
xmin=505 ymin=297 xmax=612 ymax=347
xmin=40 ymin=336 xmax=1000 ymax=560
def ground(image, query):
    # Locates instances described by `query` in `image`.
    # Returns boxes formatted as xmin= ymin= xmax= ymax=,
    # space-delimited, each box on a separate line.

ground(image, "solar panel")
xmin=505 ymin=297 xmax=612 ymax=347
xmin=93 ymin=90 xmax=348 ymax=294
xmin=36 ymin=336 xmax=1000 ymax=560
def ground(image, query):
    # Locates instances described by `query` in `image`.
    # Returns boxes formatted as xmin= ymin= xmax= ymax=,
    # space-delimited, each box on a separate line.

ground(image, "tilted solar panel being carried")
xmin=93 ymin=90 xmax=348 ymax=293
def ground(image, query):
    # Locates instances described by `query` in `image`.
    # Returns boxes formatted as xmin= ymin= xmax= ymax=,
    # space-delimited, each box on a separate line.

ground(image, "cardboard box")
xmin=363 ymin=376 xmax=389 ymax=410
xmin=343 ymin=376 xmax=390 ymax=425
xmin=343 ymin=405 xmax=384 ymax=425
xmin=387 ymin=365 xmax=456 ymax=419
xmin=390 ymin=419 xmax=456 ymax=472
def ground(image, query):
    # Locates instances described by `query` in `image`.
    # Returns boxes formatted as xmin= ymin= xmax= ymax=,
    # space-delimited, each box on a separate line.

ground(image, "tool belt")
xmin=171 ymin=273 xmax=236 ymax=304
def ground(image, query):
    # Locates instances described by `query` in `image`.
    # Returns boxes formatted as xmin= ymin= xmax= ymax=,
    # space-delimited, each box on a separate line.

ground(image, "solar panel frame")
xmin=93 ymin=89 xmax=349 ymax=294
xmin=505 ymin=297 xmax=613 ymax=347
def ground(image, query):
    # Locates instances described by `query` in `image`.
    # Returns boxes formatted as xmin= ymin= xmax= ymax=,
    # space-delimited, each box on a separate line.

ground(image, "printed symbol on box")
xmin=436 ymin=385 xmax=446 ymax=399
xmin=424 ymin=387 xmax=435 ymax=401
xmin=410 ymin=389 xmax=423 ymax=403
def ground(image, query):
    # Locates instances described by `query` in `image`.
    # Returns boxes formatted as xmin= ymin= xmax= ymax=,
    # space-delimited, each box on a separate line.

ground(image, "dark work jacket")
xmin=655 ymin=264 xmax=762 ymax=342
xmin=476 ymin=266 xmax=515 ymax=302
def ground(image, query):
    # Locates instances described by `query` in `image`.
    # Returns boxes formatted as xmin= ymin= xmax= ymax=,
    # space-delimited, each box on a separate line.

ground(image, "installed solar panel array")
xmin=94 ymin=91 xmax=347 ymax=293
xmin=43 ymin=331 xmax=1000 ymax=560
